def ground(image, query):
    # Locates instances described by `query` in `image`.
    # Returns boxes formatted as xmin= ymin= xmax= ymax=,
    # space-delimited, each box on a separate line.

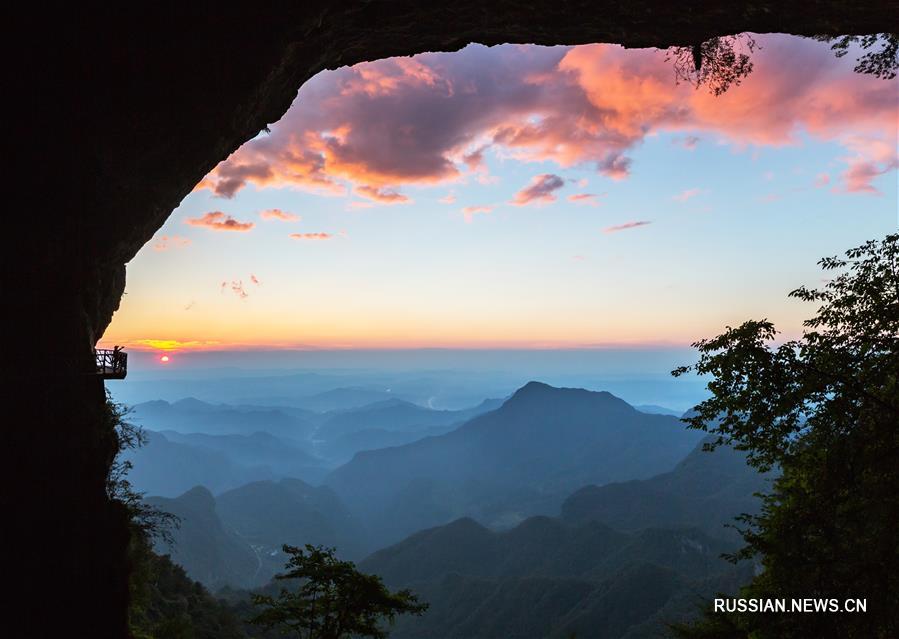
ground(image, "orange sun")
xmin=160 ymin=355 xmax=170 ymax=363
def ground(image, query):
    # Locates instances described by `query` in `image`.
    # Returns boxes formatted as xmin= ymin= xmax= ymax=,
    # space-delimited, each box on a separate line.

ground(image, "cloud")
xmin=289 ymin=232 xmax=333 ymax=240
xmin=511 ymin=173 xmax=565 ymax=205
xmin=260 ymin=208 xmax=300 ymax=221
xmin=354 ymin=185 xmax=411 ymax=204
xmin=126 ymin=339 xmax=221 ymax=351
xmin=567 ymin=193 xmax=603 ymax=205
xmin=672 ymin=188 xmax=701 ymax=202
xmin=461 ymin=205 xmax=493 ymax=222
xmin=153 ymin=235 xmax=191 ymax=251
xmin=838 ymin=136 xmax=899 ymax=194
xmin=673 ymin=135 xmax=701 ymax=150
xmin=230 ymin=281 xmax=248 ymax=299
xmin=198 ymin=162 xmax=274 ymax=198
xmin=186 ymin=211 xmax=254 ymax=232
xmin=463 ymin=145 xmax=489 ymax=170
xmin=195 ymin=36 xmax=896 ymax=199
xmin=603 ymin=220 xmax=652 ymax=234
xmin=815 ymin=173 xmax=831 ymax=187
xmin=220 ymin=279 xmax=250 ymax=298
xmin=439 ymin=192 xmax=457 ymax=204
xmin=250 ymin=274 xmax=261 ymax=285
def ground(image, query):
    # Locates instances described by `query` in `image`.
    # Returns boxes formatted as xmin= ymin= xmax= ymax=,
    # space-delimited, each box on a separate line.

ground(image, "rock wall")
xmin=4 ymin=3 xmax=891 ymax=637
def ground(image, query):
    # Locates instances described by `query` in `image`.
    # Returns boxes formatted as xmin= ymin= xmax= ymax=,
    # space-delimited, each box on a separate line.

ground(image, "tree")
xmin=671 ymin=234 xmax=899 ymax=638
xmin=816 ymin=33 xmax=899 ymax=80
xmin=104 ymin=391 xmax=179 ymax=545
xmin=666 ymin=35 xmax=759 ymax=96
xmin=250 ymin=544 xmax=428 ymax=639
xmin=666 ymin=32 xmax=898 ymax=96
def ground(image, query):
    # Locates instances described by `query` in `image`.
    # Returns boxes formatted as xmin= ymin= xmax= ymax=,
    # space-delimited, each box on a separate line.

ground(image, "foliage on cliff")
xmin=672 ymin=234 xmax=899 ymax=637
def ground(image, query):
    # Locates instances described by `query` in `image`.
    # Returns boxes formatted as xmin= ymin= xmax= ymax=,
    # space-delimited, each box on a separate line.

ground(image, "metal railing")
xmin=95 ymin=348 xmax=127 ymax=379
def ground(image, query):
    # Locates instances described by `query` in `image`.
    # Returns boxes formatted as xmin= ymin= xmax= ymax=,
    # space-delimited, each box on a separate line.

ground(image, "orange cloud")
xmin=195 ymin=36 xmax=896 ymax=199
xmin=289 ymin=232 xmax=333 ymax=240
xmin=461 ymin=205 xmax=492 ymax=222
xmin=153 ymin=235 xmax=191 ymax=251
xmin=260 ymin=208 xmax=300 ymax=221
xmin=603 ymin=220 xmax=652 ymax=234
xmin=186 ymin=211 xmax=254 ymax=232
xmin=511 ymin=173 xmax=565 ymax=205
xmin=124 ymin=339 xmax=221 ymax=352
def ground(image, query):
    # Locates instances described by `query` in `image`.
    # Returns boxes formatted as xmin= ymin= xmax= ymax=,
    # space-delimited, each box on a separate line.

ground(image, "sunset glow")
xmin=100 ymin=36 xmax=897 ymax=353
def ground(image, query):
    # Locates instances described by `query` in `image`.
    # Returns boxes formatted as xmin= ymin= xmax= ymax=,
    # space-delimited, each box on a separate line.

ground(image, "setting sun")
xmin=160 ymin=355 xmax=170 ymax=363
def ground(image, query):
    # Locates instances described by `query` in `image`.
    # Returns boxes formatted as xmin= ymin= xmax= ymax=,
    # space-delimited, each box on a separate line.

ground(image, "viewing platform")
xmin=95 ymin=348 xmax=127 ymax=380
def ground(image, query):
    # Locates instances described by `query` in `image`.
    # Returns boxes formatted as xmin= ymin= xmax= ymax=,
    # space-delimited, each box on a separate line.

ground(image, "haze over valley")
xmin=115 ymin=355 xmax=773 ymax=637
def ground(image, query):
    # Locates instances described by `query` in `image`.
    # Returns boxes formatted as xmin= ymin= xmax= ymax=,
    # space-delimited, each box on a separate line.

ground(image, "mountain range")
xmin=148 ymin=478 xmax=363 ymax=588
xmin=315 ymin=397 xmax=503 ymax=462
xmin=326 ymin=382 xmax=705 ymax=546
xmin=131 ymin=397 xmax=317 ymax=439
xmin=561 ymin=435 xmax=772 ymax=541
xmin=357 ymin=512 xmax=750 ymax=639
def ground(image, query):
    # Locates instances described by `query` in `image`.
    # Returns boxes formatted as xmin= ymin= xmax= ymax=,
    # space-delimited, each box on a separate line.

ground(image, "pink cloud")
xmin=153 ymin=235 xmax=191 ymax=251
xmin=186 ymin=211 xmax=254 ymax=232
xmin=198 ymin=162 xmax=274 ymax=198
xmin=221 ymin=280 xmax=248 ymax=299
xmin=289 ymin=232 xmax=333 ymax=240
xmin=231 ymin=281 xmax=248 ymax=299
xmin=511 ymin=173 xmax=565 ymax=205
xmin=260 ymin=208 xmax=300 ymax=221
xmin=673 ymin=135 xmax=701 ymax=150
xmin=672 ymin=188 xmax=701 ymax=202
xmin=196 ymin=37 xmax=896 ymax=199
xmin=838 ymin=136 xmax=899 ymax=194
xmin=603 ymin=220 xmax=652 ymax=234
xmin=439 ymin=192 xmax=457 ymax=204
xmin=815 ymin=173 xmax=831 ymax=187
xmin=355 ymin=185 xmax=411 ymax=204
xmin=463 ymin=145 xmax=489 ymax=170
xmin=567 ymin=193 xmax=603 ymax=205
xmin=250 ymin=274 xmax=261 ymax=285
xmin=461 ymin=205 xmax=492 ymax=222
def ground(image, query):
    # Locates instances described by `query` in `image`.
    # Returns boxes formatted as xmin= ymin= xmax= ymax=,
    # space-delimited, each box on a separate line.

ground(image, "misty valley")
xmin=120 ymin=371 xmax=770 ymax=638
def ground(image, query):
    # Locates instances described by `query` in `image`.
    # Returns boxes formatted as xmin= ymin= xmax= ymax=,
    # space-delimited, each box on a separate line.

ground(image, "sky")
xmin=100 ymin=34 xmax=897 ymax=360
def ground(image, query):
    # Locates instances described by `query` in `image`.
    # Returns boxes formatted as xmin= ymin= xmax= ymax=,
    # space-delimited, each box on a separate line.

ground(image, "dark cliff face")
xmin=5 ymin=3 xmax=891 ymax=637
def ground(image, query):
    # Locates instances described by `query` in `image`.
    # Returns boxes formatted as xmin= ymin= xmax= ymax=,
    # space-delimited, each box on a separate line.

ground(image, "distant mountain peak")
xmin=443 ymin=516 xmax=486 ymax=532
xmin=506 ymin=381 xmax=627 ymax=409
xmin=178 ymin=485 xmax=216 ymax=510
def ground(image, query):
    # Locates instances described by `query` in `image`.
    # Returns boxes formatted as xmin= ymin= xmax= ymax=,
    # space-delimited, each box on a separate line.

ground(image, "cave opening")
xmin=7 ymin=4 xmax=895 ymax=637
